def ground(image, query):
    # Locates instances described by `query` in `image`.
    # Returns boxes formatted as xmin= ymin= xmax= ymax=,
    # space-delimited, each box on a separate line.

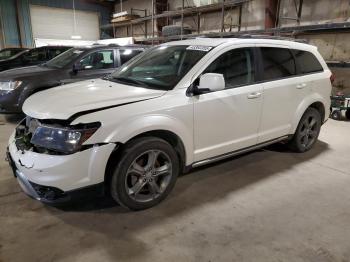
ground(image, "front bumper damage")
xmin=6 ymin=130 xmax=115 ymax=204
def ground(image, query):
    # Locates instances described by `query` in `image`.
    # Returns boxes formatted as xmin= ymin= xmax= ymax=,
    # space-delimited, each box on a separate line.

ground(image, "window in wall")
xmin=291 ymin=49 xmax=323 ymax=74
xmin=204 ymin=48 xmax=255 ymax=89
xmin=261 ymin=47 xmax=296 ymax=81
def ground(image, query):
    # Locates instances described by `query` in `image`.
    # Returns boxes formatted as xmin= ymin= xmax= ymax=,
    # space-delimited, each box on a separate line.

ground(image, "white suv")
xmin=7 ymin=38 xmax=332 ymax=210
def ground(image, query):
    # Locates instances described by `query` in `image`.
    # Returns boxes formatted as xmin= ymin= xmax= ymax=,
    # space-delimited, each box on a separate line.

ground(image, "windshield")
xmin=110 ymin=45 xmax=210 ymax=90
xmin=0 ymin=49 xmax=24 ymax=60
xmin=44 ymin=48 xmax=83 ymax=69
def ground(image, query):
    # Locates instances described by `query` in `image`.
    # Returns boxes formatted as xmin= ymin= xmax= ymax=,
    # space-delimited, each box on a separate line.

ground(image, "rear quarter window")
xmin=291 ymin=49 xmax=323 ymax=74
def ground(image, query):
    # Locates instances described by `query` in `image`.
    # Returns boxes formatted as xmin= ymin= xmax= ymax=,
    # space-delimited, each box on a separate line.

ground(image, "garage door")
xmin=30 ymin=5 xmax=99 ymax=41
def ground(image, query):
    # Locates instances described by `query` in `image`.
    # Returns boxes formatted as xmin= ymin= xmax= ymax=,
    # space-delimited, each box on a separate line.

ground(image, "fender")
xmin=109 ymin=115 xmax=194 ymax=165
xmin=77 ymin=114 xmax=194 ymax=165
xmin=291 ymin=93 xmax=327 ymax=133
xmin=19 ymin=82 xmax=61 ymax=108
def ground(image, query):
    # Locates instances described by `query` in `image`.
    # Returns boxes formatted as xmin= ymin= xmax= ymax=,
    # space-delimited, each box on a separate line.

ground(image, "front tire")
xmin=110 ymin=137 xmax=180 ymax=210
xmin=289 ymin=107 xmax=322 ymax=153
xmin=345 ymin=109 xmax=350 ymax=120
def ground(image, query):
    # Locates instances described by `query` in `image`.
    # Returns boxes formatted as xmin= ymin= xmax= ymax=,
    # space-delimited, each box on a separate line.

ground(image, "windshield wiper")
xmin=111 ymin=76 xmax=150 ymax=88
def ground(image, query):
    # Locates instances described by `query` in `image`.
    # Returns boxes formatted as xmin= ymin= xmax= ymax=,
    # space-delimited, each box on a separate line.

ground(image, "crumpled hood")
xmin=0 ymin=65 xmax=57 ymax=80
xmin=23 ymin=78 xmax=167 ymax=120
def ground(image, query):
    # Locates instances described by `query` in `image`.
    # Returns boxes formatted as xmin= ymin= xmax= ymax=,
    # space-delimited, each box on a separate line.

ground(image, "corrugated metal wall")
xmin=0 ymin=0 xmax=111 ymax=48
xmin=30 ymin=0 xmax=110 ymax=26
xmin=0 ymin=0 xmax=20 ymax=47
xmin=18 ymin=0 xmax=34 ymax=47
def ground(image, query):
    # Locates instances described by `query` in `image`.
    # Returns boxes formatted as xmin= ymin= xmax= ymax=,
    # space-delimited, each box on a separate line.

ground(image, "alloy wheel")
xmin=299 ymin=115 xmax=318 ymax=149
xmin=125 ymin=150 xmax=173 ymax=203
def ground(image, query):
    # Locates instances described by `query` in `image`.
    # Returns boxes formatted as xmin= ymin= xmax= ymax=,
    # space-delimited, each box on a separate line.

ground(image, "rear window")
xmin=291 ymin=50 xmax=323 ymax=74
xmin=261 ymin=47 xmax=296 ymax=81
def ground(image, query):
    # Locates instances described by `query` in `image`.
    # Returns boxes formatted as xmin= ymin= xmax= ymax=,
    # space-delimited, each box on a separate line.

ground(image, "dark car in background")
xmin=0 ymin=46 xmax=71 ymax=72
xmin=0 ymin=44 xmax=146 ymax=113
xmin=0 ymin=48 xmax=29 ymax=61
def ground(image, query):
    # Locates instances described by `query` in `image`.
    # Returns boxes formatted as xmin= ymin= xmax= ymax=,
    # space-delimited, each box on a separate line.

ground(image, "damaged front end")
xmin=14 ymin=117 xmax=101 ymax=155
xmin=7 ymin=116 xmax=115 ymax=204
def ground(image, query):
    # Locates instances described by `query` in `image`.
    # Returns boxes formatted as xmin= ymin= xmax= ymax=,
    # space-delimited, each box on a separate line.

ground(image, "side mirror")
xmin=198 ymin=73 xmax=225 ymax=93
xmin=73 ymin=63 xmax=82 ymax=72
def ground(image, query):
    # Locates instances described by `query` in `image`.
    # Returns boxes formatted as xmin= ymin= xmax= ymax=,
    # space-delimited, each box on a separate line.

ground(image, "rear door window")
xmin=260 ymin=47 xmax=296 ymax=81
xmin=291 ymin=50 xmax=323 ymax=74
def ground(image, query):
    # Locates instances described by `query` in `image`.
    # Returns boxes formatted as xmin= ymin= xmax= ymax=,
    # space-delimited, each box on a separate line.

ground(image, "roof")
xmin=72 ymin=44 xmax=148 ymax=50
xmin=163 ymin=37 xmax=316 ymax=51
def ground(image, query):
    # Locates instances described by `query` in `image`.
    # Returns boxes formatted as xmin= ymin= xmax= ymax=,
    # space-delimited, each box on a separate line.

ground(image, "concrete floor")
xmin=0 ymin=115 xmax=350 ymax=262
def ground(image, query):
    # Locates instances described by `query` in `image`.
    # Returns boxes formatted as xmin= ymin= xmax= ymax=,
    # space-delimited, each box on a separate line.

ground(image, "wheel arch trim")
xmin=291 ymin=94 xmax=328 ymax=133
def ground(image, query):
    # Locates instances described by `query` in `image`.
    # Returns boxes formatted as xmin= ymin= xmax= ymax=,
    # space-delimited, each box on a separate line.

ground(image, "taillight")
xmin=330 ymin=72 xmax=335 ymax=84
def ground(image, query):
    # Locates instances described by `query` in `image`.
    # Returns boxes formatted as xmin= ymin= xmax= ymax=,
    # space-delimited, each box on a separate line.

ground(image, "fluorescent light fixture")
xmin=71 ymin=35 xmax=82 ymax=40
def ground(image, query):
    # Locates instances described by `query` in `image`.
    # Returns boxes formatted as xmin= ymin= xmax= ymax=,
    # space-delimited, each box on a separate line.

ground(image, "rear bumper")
xmin=6 ymin=131 xmax=115 ymax=204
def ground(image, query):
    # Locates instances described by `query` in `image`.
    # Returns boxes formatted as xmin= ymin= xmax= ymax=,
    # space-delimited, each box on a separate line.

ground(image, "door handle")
xmin=296 ymin=83 xmax=307 ymax=89
xmin=247 ymin=92 xmax=262 ymax=99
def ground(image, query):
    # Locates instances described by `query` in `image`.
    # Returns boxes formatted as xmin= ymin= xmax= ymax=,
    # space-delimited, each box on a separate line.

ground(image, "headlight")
xmin=30 ymin=122 xmax=100 ymax=154
xmin=0 ymin=81 xmax=22 ymax=91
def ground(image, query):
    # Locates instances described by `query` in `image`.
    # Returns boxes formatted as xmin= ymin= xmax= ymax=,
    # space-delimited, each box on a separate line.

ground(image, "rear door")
xmin=257 ymin=46 xmax=311 ymax=143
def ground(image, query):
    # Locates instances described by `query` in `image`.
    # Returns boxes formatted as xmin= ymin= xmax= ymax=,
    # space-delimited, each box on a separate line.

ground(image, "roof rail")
xmin=227 ymin=34 xmax=308 ymax=43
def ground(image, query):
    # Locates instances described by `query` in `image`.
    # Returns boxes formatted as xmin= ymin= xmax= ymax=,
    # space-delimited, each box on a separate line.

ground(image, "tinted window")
xmin=119 ymin=49 xmax=143 ymax=64
xmin=45 ymin=48 xmax=84 ymax=69
xmin=111 ymin=45 xmax=207 ymax=90
xmin=292 ymin=49 xmax=323 ymax=74
xmin=261 ymin=47 xmax=296 ymax=80
xmin=22 ymin=48 xmax=47 ymax=63
xmin=79 ymin=50 xmax=114 ymax=70
xmin=204 ymin=48 xmax=255 ymax=88
xmin=47 ymin=48 xmax=68 ymax=60
xmin=0 ymin=49 xmax=23 ymax=59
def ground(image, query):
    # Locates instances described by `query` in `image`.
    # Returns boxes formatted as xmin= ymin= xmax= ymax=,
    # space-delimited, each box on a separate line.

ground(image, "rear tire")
xmin=289 ymin=108 xmax=321 ymax=153
xmin=110 ymin=137 xmax=179 ymax=211
xmin=345 ymin=109 xmax=350 ymax=120
xmin=331 ymin=110 xmax=341 ymax=120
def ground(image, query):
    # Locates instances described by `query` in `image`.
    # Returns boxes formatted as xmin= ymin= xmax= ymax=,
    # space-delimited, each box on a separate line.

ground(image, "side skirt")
xmin=191 ymin=135 xmax=289 ymax=169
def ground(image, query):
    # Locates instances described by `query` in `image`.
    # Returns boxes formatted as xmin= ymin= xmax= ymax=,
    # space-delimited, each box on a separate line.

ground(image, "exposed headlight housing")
xmin=0 ymin=81 xmax=22 ymax=91
xmin=30 ymin=122 xmax=100 ymax=154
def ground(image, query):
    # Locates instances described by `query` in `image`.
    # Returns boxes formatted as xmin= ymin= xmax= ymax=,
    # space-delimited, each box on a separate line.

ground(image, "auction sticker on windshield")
xmin=186 ymin=46 xmax=212 ymax=52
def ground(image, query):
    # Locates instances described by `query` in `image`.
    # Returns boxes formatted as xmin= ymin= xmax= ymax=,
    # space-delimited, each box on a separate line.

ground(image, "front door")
xmin=193 ymin=47 xmax=263 ymax=162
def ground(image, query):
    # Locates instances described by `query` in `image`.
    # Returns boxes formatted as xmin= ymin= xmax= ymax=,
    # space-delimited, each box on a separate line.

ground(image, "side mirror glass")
xmin=198 ymin=73 xmax=225 ymax=93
